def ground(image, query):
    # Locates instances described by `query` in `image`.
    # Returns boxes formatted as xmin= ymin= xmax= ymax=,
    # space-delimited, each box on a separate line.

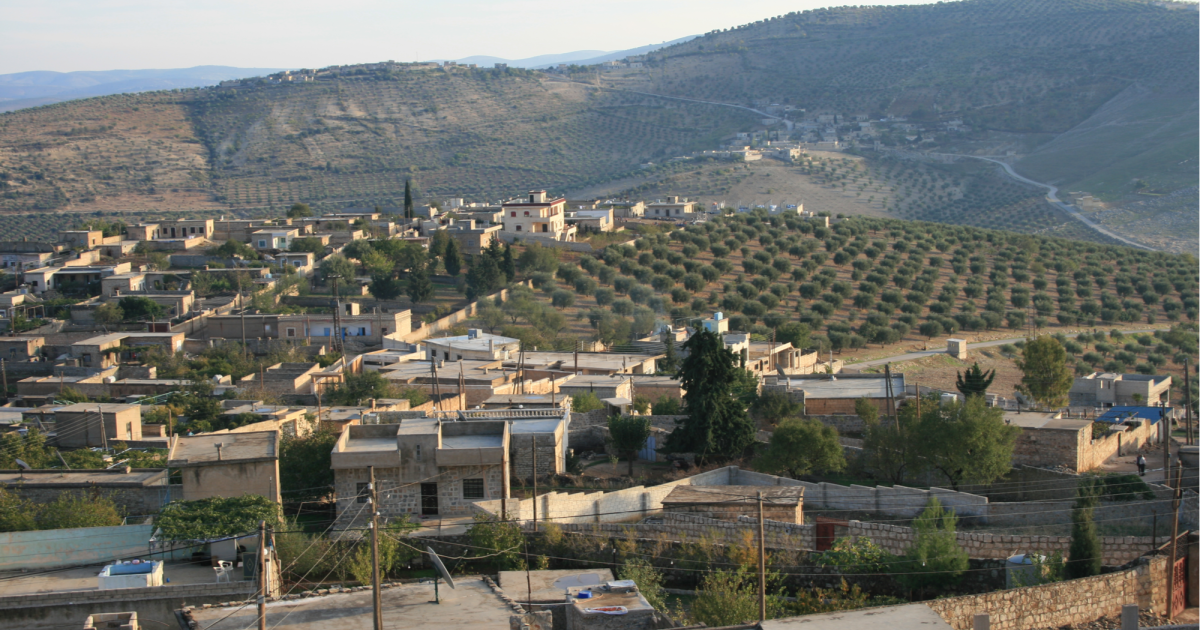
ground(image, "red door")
xmin=1171 ymin=556 xmax=1186 ymax=618
xmin=815 ymin=523 xmax=836 ymax=551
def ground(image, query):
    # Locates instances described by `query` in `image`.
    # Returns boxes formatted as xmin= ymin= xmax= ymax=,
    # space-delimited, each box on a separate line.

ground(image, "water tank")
xmin=1005 ymin=554 xmax=1041 ymax=588
xmin=940 ymin=392 xmax=959 ymax=404
xmin=714 ymin=312 xmax=723 ymax=321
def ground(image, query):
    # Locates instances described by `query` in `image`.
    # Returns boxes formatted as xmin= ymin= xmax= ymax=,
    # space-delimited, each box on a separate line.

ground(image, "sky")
xmin=1 ymin=0 xmax=933 ymax=75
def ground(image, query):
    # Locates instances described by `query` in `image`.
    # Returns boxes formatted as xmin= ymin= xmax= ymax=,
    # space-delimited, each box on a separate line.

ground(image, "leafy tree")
xmin=35 ymin=492 xmax=124 ymax=530
xmin=618 ymin=559 xmax=667 ymax=611
xmin=94 ymin=302 xmax=124 ymax=328
xmin=908 ymin=396 xmax=1019 ymax=490
xmin=608 ymin=414 xmax=652 ymax=476
xmin=468 ymin=513 xmax=525 ymax=570
xmin=1015 ymin=335 xmax=1074 ymax=408
xmin=279 ymin=424 xmax=339 ymax=499
xmin=918 ymin=321 xmax=943 ymax=339
xmin=287 ymin=203 xmax=313 ymax=218
xmin=290 ymin=237 xmax=326 ymax=255
xmin=370 ymin=274 xmax=404 ymax=300
xmin=692 ymin=567 xmax=787 ymax=626
xmin=755 ymin=417 xmax=845 ymax=478
xmin=651 ymin=395 xmax=682 ymax=415
xmin=406 ymin=258 xmax=434 ymax=304
xmin=443 ymin=238 xmax=462 ymax=276
xmin=428 ymin=230 xmax=449 ymax=259
xmin=474 ymin=306 xmax=506 ymax=333
xmin=571 ymin=391 xmax=605 ymax=413
xmin=517 ymin=242 xmax=559 ymax=274
xmin=955 ymin=363 xmax=995 ymax=398
xmin=319 ymin=255 xmax=356 ymax=285
xmin=118 ymin=296 xmax=165 ymax=321
xmin=663 ymin=329 xmax=756 ymax=462
xmin=775 ymin=322 xmax=811 ymax=349
xmin=751 ymin=390 xmax=803 ymax=425
xmin=328 ymin=371 xmax=426 ymax=406
xmin=854 ymin=397 xmax=879 ymax=425
xmin=212 ymin=239 xmax=259 ymax=260
xmin=1065 ymin=478 xmax=1102 ymax=579
xmin=466 ymin=253 xmax=502 ymax=300
xmin=156 ymin=495 xmax=281 ymax=542
xmin=0 ymin=486 xmax=36 ymax=532
xmin=551 ymin=289 xmax=575 ymax=309
xmin=347 ymin=517 xmax=419 ymax=583
xmin=895 ymin=498 xmax=968 ymax=594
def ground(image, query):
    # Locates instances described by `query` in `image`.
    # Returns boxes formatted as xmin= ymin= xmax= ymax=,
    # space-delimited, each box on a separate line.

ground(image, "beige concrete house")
xmin=500 ymin=191 xmax=576 ymax=241
xmin=1069 ymin=372 xmax=1172 ymax=407
xmin=0 ymin=336 xmax=44 ymax=361
xmin=1006 ymin=409 xmax=1159 ymax=472
xmin=54 ymin=403 xmax=142 ymax=449
xmin=646 ymin=196 xmax=698 ymax=218
xmin=237 ymin=362 xmax=322 ymax=395
xmin=167 ymin=431 xmax=281 ymax=503
xmin=424 ymin=330 xmax=520 ymax=362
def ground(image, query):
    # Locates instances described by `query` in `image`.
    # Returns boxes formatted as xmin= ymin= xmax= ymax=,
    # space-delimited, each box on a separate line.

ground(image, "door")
xmin=638 ymin=436 xmax=657 ymax=461
xmin=1171 ymin=555 xmax=1186 ymax=617
xmin=420 ymin=483 xmax=439 ymax=516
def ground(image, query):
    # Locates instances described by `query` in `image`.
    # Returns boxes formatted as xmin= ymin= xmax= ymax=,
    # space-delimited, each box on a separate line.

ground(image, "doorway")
xmin=420 ymin=483 xmax=439 ymax=516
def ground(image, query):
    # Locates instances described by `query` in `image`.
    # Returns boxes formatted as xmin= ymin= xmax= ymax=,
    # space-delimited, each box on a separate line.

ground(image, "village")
xmin=0 ymin=193 xmax=1195 ymax=630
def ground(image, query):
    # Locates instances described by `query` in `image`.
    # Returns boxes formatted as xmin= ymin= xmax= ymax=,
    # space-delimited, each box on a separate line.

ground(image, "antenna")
xmin=425 ymin=546 xmax=456 ymax=604
xmin=14 ymin=458 xmax=30 ymax=470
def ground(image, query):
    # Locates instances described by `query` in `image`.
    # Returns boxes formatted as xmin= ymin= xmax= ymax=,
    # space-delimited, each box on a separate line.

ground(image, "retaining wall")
xmin=926 ymin=554 xmax=1169 ymax=630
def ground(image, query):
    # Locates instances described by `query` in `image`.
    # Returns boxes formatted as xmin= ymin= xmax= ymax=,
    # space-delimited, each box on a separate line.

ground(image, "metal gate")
xmin=814 ymin=517 xmax=848 ymax=551
xmin=1171 ymin=556 xmax=1186 ymax=618
xmin=638 ymin=436 xmax=657 ymax=461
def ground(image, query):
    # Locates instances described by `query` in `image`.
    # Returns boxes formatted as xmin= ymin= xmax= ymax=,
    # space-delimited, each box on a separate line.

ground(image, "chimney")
xmin=215 ymin=443 xmax=224 ymax=461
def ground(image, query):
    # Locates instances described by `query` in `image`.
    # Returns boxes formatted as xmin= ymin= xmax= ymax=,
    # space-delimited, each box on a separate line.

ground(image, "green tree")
xmin=290 ymin=237 xmax=326 ymax=255
xmin=443 ymin=238 xmax=462 ymax=276
xmin=406 ymin=258 xmax=434 ymax=304
xmin=468 ymin=514 xmax=524 ymax=570
xmin=155 ymin=495 xmax=281 ymax=542
xmin=663 ymin=328 xmax=756 ymax=462
xmin=36 ymin=492 xmax=124 ymax=530
xmin=474 ymin=305 xmax=506 ymax=333
xmin=94 ymin=302 xmax=124 ymax=328
xmin=370 ymin=274 xmax=404 ymax=300
xmin=466 ymin=253 xmax=502 ymax=300
xmin=751 ymin=390 xmax=803 ymax=425
xmin=1015 ymin=335 xmax=1074 ymax=408
xmin=118 ymin=296 xmax=165 ymax=321
xmin=517 ymin=242 xmax=559 ymax=274
xmin=570 ymin=391 xmax=605 ymax=413
xmin=501 ymin=244 xmax=516 ymax=282
xmin=608 ymin=414 xmax=652 ymax=476
xmin=428 ymin=230 xmax=449 ymax=259
xmin=403 ymin=179 xmax=413 ymax=220
xmin=320 ymin=255 xmax=356 ymax=285
xmin=1065 ymin=478 xmax=1102 ymax=579
xmin=755 ymin=417 xmax=845 ymax=478
xmin=279 ymin=424 xmax=340 ymax=498
xmin=854 ymin=397 xmax=878 ymax=425
xmin=287 ymin=203 xmax=313 ymax=218
xmin=774 ymin=321 xmax=811 ymax=349
xmin=658 ymin=334 xmax=680 ymax=375
xmin=896 ymin=497 xmax=968 ymax=594
xmin=618 ymin=559 xmax=667 ymax=611
xmin=909 ymin=396 xmax=1019 ymax=490
xmin=955 ymin=363 xmax=995 ymax=398
xmin=0 ymin=486 xmax=36 ymax=532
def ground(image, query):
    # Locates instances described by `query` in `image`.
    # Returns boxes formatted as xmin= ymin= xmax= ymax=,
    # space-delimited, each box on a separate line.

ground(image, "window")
xmin=264 ymin=324 xmax=271 ymax=333
xmin=462 ymin=478 xmax=485 ymax=499
xmin=356 ymin=482 xmax=369 ymax=503
xmin=510 ymin=212 xmax=516 ymax=217
xmin=286 ymin=328 xmax=296 ymax=338
xmin=258 ymin=240 xmax=267 ymax=248
xmin=323 ymin=327 xmax=331 ymax=336
xmin=414 ymin=445 xmax=422 ymax=461
xmin=359 ymin=327 xmax=367 ymax=336
xmin=515 ymin=225 xmax=522 ymax=231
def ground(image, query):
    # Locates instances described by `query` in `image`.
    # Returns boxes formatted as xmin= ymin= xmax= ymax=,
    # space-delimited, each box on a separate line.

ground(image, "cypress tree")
xmin=1065 ymin=478 xmax=1102 ymax=579
xmin=406 ymin=257 xmax=434 ymax=304
xmin=501 ymin=243 xmax=516 ymax=283
xmin=443 ymin=238 xmax=462 ymax=277
xmin=662 ymin=328 xmax=755 ymax=462
xmin=403 ymin=179 xmax=413 ymax=220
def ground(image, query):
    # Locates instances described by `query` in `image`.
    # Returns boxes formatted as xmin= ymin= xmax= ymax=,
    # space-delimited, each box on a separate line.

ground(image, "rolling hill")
xmin=0 ymin=0 xmax=1193 ymax=248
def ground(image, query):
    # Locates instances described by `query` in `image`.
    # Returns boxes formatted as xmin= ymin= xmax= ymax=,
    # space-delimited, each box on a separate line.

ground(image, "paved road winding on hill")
xmin=957 ymin=155 xmax=1158 ymax=252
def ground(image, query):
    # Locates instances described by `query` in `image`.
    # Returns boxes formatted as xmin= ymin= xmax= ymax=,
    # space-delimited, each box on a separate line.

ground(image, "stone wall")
xmin=926 ymin=555 xmax=1169 ymax=630
xmin=511 ymin=433 xmax=560 ymax=480
xmin=986 ymin=496 xmax=1176 ymax=531
xmin=334 ymin=463 xmax=505 ymax=524
xmin=6 ymin=484 xmax=171 ymax=516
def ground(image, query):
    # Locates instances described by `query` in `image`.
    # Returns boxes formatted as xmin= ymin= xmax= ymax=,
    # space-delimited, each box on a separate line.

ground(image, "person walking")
xmin=1136 ymin=454 xmax=1146 ymax=476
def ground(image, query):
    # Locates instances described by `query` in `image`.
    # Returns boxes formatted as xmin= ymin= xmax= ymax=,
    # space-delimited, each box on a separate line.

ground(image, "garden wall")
xmin=926 ymin=554 xmax=1169 ymax=630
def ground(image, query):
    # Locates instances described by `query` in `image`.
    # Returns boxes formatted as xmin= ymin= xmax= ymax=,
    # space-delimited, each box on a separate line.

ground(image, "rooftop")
xmin=442 ymin=434 xmax=504 ymax=449
xmin=762 ymin=603 xmax=952 ymax=629
xmin=1002 ymin=411 xmax=1092 ymax=431
xmin=168 ymin=431 xmax=278 ymax=466
xmin=1096 ymin=406 xmax=1170 ymax=424
xmin=0 ymin=561 xmax=220 ymax=598
xmin=786 ymin=375 xmax=905 ymax=399
xmin=425 ymin=331 xmax=519 ymax=352
xmin=0 ymin=468 xmax=166 ymax=487
xmin=497 ymin=568 xmax=613 ymax=601
xmin=184 ymin=577 xmax=513 ymax=630
xmin=55 ymin=402 xmax=139 ymax=414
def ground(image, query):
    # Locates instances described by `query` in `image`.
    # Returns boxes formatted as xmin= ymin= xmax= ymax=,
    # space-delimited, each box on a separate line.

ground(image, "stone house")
xmin=167 ymin=431 xmax=281 ymax=503
xmin=424 ymin=330 xmax=521 ymax=362
xmin=69 ymin=332 xmax=185 ymax=368
xmin=661 ymin=485 xmax=804 ymax=523
xmin=330 ymin=418 xmax=509 ymax=524
xmin=1006 ymin=409 xmax=1160 ymax=472
xmin=54 ymin=403 xmax=142 ymax=449
xmin=770 ymin=373 xmax=905 ymax=416
xmin=153 ymin=219 xmax=214 ymax=240
xmin=206 ymin=309 xmax=412 ymax=346
xmin=0 ymin=336 xmax=44 ymax=361
xmin=500 ymin=191 xmax=577 ymax=241
xmin=0 ymin=468 xmax=172 ymax=515
xmin=236 ymin=362 xmax=322 ymax=395
xmin=558 ymin=374 xmax=633 ymax=401
xmin=1069 ymin=372 xmax=1172 ymax=407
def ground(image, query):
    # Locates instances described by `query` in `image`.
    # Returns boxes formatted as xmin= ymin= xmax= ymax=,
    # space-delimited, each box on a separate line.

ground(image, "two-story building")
xmin=646 ymin=196 xmax=698 ymax=219
xmin=1069 ymin=372 xmax=1172 ymax=408
xmin=500 ymin=191 xmax=576 ymax=241
xmin=251 ymin=228 xmax=301 ymax=253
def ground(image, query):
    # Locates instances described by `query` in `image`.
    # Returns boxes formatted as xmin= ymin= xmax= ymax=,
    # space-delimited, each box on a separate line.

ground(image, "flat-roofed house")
xmin=54 ymin=403 xmax=142 ymax=449
xmin=167 ymin=431 xmax=281 ymax=503
xmin=500 ymin=191 xmax=577 ymax=241
xmin=424 ymin=329 xmax=520 ymax=362
xmin=1069 ymin=372 xmax=1172 ymax=407
xmin=773 ymin=373 xmax=905 ymax=416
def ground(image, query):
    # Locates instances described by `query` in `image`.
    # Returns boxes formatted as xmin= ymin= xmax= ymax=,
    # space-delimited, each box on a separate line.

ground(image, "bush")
xmin=895 ymin=498 xmax=968 ymax=594
xmin=156 ymin=495 xmax=281 ymax=542
xmin=571 ymin=391 xmax=605 ymax=413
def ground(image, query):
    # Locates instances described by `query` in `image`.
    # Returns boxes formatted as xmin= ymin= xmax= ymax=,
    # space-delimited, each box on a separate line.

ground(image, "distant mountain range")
xmin=452 ymin=35 xmax=698 ymax=69
xmin=0 ymin=66 xmax=283 ymax=112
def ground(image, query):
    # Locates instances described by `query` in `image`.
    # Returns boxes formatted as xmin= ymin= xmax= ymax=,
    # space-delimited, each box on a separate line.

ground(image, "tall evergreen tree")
xmin=501 ymin=243 xmax=516 ymax=283
xmin=1016 ymin=335 xmax=1073 ymax=408
xmin=406 ymin=258 xmax=434 ymax=304
xmin=403 ymin=179 xmax=413 ymax=220
xmin=658 ymin=333 xmax=680 ymax=375
xmin=1065 ymin=478 xmax=1102 ymax=579
xmin=662 ymin=328 xmax=755 ymax=462
xmin=955 ymin=363 xmax=995 ymax=398
xmin=443 ymin=238 xmax=462 ymax=277
xmin=466 ymin=254 xmax=501 ymax=300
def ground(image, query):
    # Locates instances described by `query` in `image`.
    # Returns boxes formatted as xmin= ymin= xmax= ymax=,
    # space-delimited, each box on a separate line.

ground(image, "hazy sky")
xmin=2 ymin=0 xmax=930 ymax=75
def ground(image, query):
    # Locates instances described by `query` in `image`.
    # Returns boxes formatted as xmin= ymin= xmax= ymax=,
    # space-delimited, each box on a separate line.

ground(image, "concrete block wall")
xmin=986 ymin=496 xmax=1176 ymax=530
xmin=0 ymin=524 xmax=154 ymax=570
xmin=926 ymin=555 xmax=1168 ymax=630
xmin=511 ymin=434 xmax=559 ymax=479
xmin=730 ymin=468 xmax=988 ymax=519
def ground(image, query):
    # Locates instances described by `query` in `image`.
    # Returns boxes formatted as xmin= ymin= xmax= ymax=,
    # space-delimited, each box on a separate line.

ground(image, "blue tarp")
xmin=1095 ymin=406 xmax=1169 ymax=424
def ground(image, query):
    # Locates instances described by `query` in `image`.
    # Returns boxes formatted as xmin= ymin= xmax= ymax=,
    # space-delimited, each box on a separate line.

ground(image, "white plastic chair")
xmin=214 ymin=561 xmax=233 ymax=583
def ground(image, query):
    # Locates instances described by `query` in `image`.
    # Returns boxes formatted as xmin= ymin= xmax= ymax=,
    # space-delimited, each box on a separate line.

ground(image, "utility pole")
xmin=240 ymin=291 xmax=248 ymax=359
xmin=98 ymin=407 xmax=108 ymax=451
xmin=369 ymin=466 xmax=383 ymax=630
xmin=915 ymin=379 xmax=921 ymax=418
xmin=531 ymin=435 xmax=538 ymax=533
xmin=1185 ymin=358 xmax=1193 ymax=446
xmin=1167 ymin=465 xmax=1182 ymax=620
xmin=757 ymin=491 xmax=766 ymax=623
xmin=257 ymin=519 xmax=267 ymax=630
xmin=1 ymin=358 xmax=8 ymax=403
xmin=330 ymin=275 xmax=344 ymax=355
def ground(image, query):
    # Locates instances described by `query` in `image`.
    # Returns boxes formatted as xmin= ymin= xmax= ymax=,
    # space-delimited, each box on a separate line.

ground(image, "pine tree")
xmin=403 ymin=179 xmax=413 ymax=220
xmin=1066 ymin=478 xmax=1102 ymax=579
xmin=662 ymin=328 xmax=755 ymax=462
xmin=406 ymin=258 xmax=434 ymax=304
xmin=955 ymin=363 xmax=995 ymax=398
xmin=659 ymin=333 xmax=679 ymax=375
xmin=443 ymin=238 xmax=462 ymax=277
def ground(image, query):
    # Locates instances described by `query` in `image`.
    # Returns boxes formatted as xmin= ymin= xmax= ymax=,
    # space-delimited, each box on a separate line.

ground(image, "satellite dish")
xmin=426 ymin=546 xmax=456 ymax=590
xmin=14 ymin=459 xmax=31 ymax=470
